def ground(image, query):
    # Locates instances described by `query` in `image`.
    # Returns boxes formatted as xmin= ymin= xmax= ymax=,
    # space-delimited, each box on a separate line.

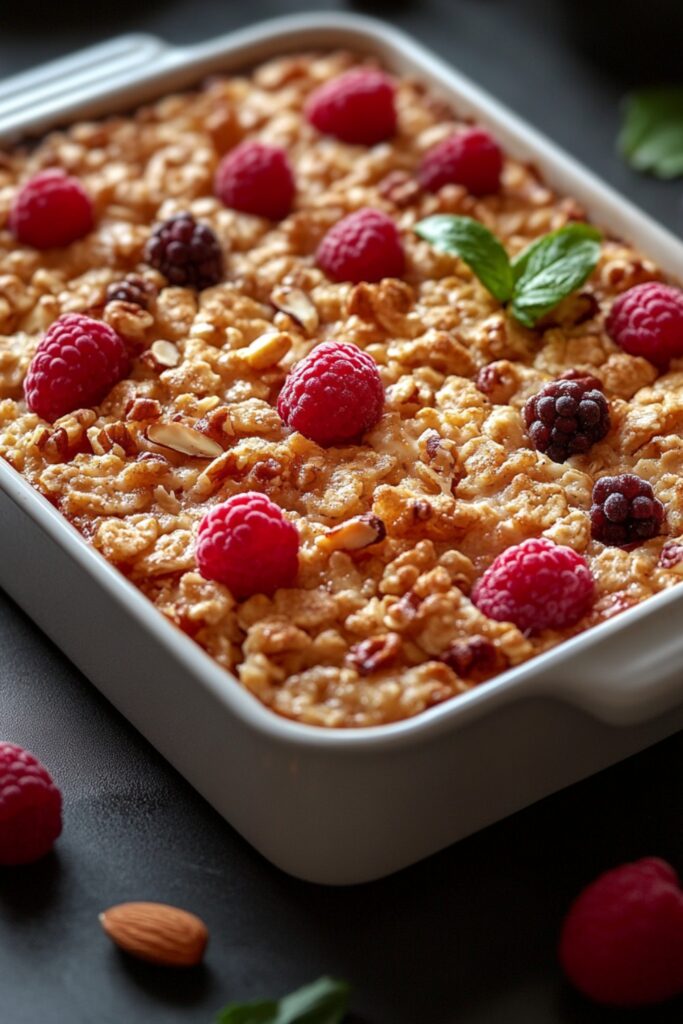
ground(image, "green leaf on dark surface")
xmin=509 ymin=223 xmax=602 ymax=327
xmin=619 ymin=88 xmax=683 ymax=179
xmin=414 ymin=214 xmax=514 ymax=302
xmin=215 ymin=977 xmax=350 ymax=1024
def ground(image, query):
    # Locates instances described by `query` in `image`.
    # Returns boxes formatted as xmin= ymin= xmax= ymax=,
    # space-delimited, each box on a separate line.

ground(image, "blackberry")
xmin=590 ymin=474 xmax=665 ymax=547
xmin=106 ymin=274 xmax=154 ymax=308
xmin=145 ymin=212 xmax=222 ymax=290
xmin=523 ymin=376 xmax=610 ymax=463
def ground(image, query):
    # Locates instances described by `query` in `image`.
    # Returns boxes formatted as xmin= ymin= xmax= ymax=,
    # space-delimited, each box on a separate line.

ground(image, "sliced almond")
xmin=242 ymin=331 xmax=292 ymax=370
xmin=147 ymin=422 xmax=223 ymax=458
xmin=270 ymin=285 xmax=319 ymax=335
xmin=317 ymin=513 xmax=386 ymax=552
xmin=150 ymin=339 xmax=180 ymax=368
xmin=99 ymin=902 xmax=208 ymax=967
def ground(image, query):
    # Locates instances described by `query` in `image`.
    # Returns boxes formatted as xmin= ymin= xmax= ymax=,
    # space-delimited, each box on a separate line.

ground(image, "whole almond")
xmin=99 ymin=902 xmax=208 ymax=967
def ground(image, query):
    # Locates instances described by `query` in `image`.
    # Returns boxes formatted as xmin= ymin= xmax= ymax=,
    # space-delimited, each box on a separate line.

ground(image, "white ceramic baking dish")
xmin=2 ymin=13 xmax=683 ymax=886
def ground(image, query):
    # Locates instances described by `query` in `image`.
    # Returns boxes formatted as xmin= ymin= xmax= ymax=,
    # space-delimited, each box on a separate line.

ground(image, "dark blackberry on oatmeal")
xmin=523 ymin=377 xmax=610 ymax=463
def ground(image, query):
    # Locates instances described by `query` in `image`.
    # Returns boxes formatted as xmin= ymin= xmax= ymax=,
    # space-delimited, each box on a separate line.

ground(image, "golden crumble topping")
xmin=1 ymin=50 xmax=682 ymax=727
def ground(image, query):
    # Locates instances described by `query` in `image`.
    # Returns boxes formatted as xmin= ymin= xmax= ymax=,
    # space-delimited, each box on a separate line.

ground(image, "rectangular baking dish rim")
xmin=2 ymin=11 xmax=683 ymax=749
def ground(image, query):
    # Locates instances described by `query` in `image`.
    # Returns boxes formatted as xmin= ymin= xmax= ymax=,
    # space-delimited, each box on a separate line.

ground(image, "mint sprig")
xmin=619 ymin=88 xmax=683 ymax=179
xmin=414 ymin=215 xmax=602 ymax=328
xmin=215 ymin=977 xmax=350 ymax=1024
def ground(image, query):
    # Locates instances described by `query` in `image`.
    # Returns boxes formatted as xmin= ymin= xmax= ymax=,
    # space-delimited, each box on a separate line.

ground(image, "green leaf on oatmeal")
xmin=509 ymin=223 xmax=602 ymax=327
xmin=619 ymin=88 xmax=683 ymax=179
xmin=215 ymin=977 xmax=350 ymax=1024
xmin=414 ymin=214 xmax=514 ymax=302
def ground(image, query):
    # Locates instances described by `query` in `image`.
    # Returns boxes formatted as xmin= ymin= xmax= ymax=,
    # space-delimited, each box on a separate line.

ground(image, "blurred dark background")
xmin=2 ymin=2 xmax=683 ymax=1023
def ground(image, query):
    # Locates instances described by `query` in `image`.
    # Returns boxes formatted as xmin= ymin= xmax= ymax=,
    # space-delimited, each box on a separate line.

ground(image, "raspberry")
xmin=145 ymin=213 xmax=222 ymax=290
xmin=472 ymin=537 xmax=594 ymax=632
xmin=0 ymin=742 xmax=62 ymax=865
xmin=305 ymin=68 xmax=396 ymax=145
xmin=559 ymin=858 xmax=683 ymax=1006
xmin=9 ymin=169 xmax=94 ymax=249
xmin=590 ymin=474 xmax=665 ymax=546
xmin=24 ymin=313 xmax=129 ymax=422
xmin=418 ymin=128 xmax=504 ymax=196
xmin=607 ymin=282 xmax=683 ymax=367
xmin=317 ymin=208 xmax=404 ymax=283
xmin=523 ymin=376 xmax=611 ymax=462
xmin=215 ymin=141 xmax=295 ymax=220
xmin=196 ymin=492 xmax=299 ymax=598
xmin=277 ymin=340 xmax=384 ymax=446
xmin=106 ymin=274 xmax=155 ymax=309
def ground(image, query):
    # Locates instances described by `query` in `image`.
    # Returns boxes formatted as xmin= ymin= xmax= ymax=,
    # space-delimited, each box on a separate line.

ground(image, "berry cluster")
xmin=524 ymin=376 xmax=611 ymax=462
xmin=196 ymin=493 xmax=299 ymax=598
xmin=9 ymin=169 xmax=93 ymax=249
xmin=590 ymin=474 xmax=665 ymax=546
xmin=277 ymin=340 xmax=385 ymax=446
xmin=25 ymin=313 xmax=129 ymax=422
xmin=316 ymin=208 xmax=404 ymax=283
xmin=472 ymin=537 xmax=594 ymax=633
xmin=145 ymin=212 xmax=222 ymax=290
xmin=214 ymin=140 xmax=295 ymax=220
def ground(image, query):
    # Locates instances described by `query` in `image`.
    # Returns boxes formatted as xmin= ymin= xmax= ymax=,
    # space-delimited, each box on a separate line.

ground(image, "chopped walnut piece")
xmin=439 ymin=636 xmax=503 ymax=680
xmin=475 ymin=360 xmax=520 ymax=404
xmin=347 ymin=633 xmax=402 ymax=675
xmin=194 ymin=406 xmax=234 ymax=445
xmin=377 ymin=169 xmax=421 ymax=207
xmin=126 ymin=397 xmax=162 ymax=422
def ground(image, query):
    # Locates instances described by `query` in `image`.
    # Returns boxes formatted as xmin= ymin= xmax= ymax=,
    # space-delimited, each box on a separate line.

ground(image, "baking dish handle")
xmin=0 ymin=34 xmax=181 ymax=144
xmin=539 ymin=594 xmax=683 ymax=727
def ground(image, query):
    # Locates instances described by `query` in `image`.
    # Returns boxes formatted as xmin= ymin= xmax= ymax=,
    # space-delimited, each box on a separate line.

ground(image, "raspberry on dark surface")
xmin=523 ymin=377 xmax=611 ymax=462
xmin=277 ymin=340 xmax=385 ymax=446
xmin=418 ymin=128 xmax=504 ymax=196
xmin=559 ymin=857 xmax=683 ymax=1007
xmin=316 ymin=208 xmax=404 ymax=284
xmin=9 ymin=169 xmax=94 ymax=249
xmin=472 ymin=537 xmax=595 ymax=632
xmin=145 ymin=213 xmax=223 ymax=290
xmin=590 ymin=474 xmax=665 ymax=546
xmin=0 ymin=742 xmax=62 ymax=866
xmin=24 ymin=313 xmax=130 ymax=422
xmin=196 ymin=492 xmax=299 ymax=598
xmin=105 ymin=274 xmax=155 ymax=309
xmin=305 ymin=68 xmax=396 ymax=145
xmin=606 ymin=282 xmax=683 ymax=367
xmin=214 ymin=140 xmax=295 ymax=220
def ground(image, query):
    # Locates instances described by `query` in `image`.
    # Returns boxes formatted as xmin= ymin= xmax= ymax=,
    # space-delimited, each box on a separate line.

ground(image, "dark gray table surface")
xmin=2 ymin=2 xmax=683 ymax=1021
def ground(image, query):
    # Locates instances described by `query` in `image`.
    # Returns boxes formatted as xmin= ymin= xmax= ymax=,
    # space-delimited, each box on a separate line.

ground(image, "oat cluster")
xmin=0 ymin=51 xmax=682 ymax=727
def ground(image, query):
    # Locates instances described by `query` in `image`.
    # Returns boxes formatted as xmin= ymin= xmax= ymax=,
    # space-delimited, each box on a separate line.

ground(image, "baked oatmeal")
xmin=1 ymin=50 xmax=682 ymax=728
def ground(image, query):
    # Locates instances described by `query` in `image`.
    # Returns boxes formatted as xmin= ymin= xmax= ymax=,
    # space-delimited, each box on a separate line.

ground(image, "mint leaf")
xmin=619 ymin=88 xmax=683 ymax=179
xmin=216 ymin=978 xmax=350 ymax=1024
xmin=509 ymin=223 xmax=602 ymax=327
xmin=414 ymin=214 xmax=514 ymax=302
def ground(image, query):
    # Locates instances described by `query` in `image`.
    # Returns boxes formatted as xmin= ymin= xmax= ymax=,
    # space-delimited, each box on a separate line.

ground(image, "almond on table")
xmin=99 ymin=902 xmax=208 ymax=967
